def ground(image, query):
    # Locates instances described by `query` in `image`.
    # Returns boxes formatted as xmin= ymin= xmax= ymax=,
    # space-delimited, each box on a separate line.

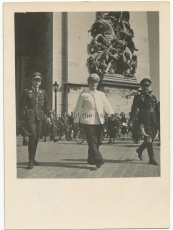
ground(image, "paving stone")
xmin=123 ymin=174 xmax=135 ymax=177
xmin=111 ymin=173 xmax=124 ymax=177
xmin=17 ymin=136 xmax=160 ymax=178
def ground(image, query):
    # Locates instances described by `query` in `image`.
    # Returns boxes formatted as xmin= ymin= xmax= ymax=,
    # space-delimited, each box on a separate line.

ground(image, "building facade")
xmin=15 ymin=12 xmax=159 ymax=118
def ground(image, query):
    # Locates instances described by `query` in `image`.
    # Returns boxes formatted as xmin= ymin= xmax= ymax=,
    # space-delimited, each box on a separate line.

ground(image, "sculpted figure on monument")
xmin=87 ymin=12 xmax=138 ymax=77
xmin=130 ymin=54 xmax=138 ymax=76
xmin=103 ymin=11 xmax=138 ymax=54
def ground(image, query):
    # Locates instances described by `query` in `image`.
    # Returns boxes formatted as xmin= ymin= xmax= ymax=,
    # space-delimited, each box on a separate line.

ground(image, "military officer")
xmin=19 ymin=72 xmax=50 ymax=169
xmin=130 ymin=78 xmax=160 ymax=165
xmin=74 ymin=73 xmax=113 ymax=168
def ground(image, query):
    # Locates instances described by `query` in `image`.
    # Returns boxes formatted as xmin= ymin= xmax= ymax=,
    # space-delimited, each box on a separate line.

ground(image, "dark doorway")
xmin=15 ymin=12 xmax=53 ymax=118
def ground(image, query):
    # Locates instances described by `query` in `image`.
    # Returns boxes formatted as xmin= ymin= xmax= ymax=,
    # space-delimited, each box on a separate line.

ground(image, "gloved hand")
xmin=140 ymin=124 xmax=149 ymax=136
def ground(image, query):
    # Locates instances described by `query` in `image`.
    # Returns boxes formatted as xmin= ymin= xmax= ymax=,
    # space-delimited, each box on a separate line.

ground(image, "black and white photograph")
xmin=4 ymin=2 xmax=170 ymax=229
xmin=15 ymin=10 xmax=160 ymax=178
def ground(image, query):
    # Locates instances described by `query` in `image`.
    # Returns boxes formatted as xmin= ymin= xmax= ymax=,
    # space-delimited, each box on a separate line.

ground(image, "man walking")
xmin=61 ymin=112 xmax=70 ymax=141
xmin=130 ymin=78 xmax=159 ymax=165
xmin=74 ymin=73 xmax=113 ymax=168
xmin=19 ymin=72 xmax=50 ymax=169
xmin=69 ymin=112 xmax=75 ymax=140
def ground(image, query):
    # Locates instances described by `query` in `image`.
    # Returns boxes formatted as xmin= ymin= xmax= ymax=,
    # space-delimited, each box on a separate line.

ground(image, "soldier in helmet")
xmin=19 ymin=72 xmax=50 ymax=169
xmin=129 ymin=78 xmax=160 ymax=165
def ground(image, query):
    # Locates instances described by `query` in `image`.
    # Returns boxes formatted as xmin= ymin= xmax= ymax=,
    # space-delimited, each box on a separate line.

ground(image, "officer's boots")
xmin=147 ymin=142 xmax=158 ymax=165
xmin=28 ymin=140 xmax=35 ymax=169
xmin=33 ymin=139 xmax=39 ymax=166
xmin=136 ymin=142 xmax=147 ymax=160
xmin=28 ymin=159 xmax=33 ymax=169
xmin=28 ymin=136 xmax=38 ymax=169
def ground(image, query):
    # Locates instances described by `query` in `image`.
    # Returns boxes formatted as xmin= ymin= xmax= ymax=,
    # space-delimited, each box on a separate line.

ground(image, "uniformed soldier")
xmin=74 ymin=73 xmax=113 ymax=168
xmin=130 ymin=78 xmax=159 ymax=165
xmin=19 ymin=72 xmax=50 ymax=169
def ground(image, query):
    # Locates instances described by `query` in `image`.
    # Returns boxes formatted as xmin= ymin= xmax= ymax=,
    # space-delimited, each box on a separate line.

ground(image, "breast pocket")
xmin=139 ymin=98 xmax=146 ymax=107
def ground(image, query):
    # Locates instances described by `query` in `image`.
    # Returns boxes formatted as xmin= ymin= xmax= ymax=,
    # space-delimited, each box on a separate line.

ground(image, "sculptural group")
xmin=87 ymin=12 xmax=138 ymax=77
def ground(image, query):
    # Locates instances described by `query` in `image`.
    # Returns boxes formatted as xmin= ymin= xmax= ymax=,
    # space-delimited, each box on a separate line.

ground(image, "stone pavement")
xmin=17 ymin=136 xmax=160 ymax=178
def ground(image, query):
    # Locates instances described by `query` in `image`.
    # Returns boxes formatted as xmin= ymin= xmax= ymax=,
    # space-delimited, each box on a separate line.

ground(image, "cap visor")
xmin=88 ymin=79 xmax=99 ymax=82
xmin=32 ymin=77 xmax=42 ymax=80
xmin=142 ymin=83 xmax=150 ymax=86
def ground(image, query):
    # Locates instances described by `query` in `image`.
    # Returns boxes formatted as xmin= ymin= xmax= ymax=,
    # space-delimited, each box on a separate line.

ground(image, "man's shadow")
xmin=17 ymin=161 xmax=95 ymax=171
xmin=17 ymin=156 xmax=147 ymax=171
xmin=62 ymin=158 xmax=144 ymax=164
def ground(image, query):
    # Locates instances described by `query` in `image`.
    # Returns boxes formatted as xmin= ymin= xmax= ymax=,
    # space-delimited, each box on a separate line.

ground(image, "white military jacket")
xmin=74 ymin=89 xmax=113 ymax=124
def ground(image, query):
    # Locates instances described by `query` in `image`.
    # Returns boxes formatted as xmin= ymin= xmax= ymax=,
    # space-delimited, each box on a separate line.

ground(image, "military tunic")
xmin=20 ymin=87 xmax=50 ymax=136
xmin=130 ymin=92 xmax=160 ymax=141
xmin=19 ymin=87 xmax=50 ymax=161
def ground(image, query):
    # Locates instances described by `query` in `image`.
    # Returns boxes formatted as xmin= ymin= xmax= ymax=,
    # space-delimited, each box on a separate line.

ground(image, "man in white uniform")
xmin=74 ymin=74 xmax=113 ymax=168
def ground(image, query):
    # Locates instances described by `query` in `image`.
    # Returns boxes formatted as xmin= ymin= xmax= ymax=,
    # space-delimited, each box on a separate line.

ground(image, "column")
xmin=53 ymin=12 xmax=62 ymax=114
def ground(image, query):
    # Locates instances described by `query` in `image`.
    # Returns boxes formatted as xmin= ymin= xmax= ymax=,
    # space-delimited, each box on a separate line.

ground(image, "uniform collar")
xmin=88 ymin=89 xmax=98 ymax=94
xmin=32 ymin=86 xmax=39 ymax=92
xmin=141 ymin=91 xmax=149 ymax=96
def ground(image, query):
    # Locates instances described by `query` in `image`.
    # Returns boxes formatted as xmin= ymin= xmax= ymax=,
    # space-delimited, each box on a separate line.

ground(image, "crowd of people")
xmin=17 ymin=111 xmax=76 ymax=143
xmin=17 ymin=110 xmax=144 ymax=145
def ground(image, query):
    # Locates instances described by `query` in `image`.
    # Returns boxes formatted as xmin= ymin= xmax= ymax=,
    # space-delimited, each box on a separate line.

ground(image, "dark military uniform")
xmin=130 ymin=89 xmax=159 ymax=163
xmin=19 ymin=87 xmax=50 ymax=162
xmin=132 ymin=117 xmax=141 ymax=144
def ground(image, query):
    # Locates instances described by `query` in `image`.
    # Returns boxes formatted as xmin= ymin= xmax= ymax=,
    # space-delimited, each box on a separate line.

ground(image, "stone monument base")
xmin=66 ymin=74 xmax=139 ymax=116
xmin=98 ymin=74 xmax=139 ymax=115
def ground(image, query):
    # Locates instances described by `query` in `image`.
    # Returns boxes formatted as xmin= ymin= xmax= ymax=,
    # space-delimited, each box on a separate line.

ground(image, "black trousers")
xmin=137 ymin=122 xmax=158 ymax=160
xmin=137 ymin=137 xmax=155 ymax=160
xmin=26 ymin=120 xmax=43 ymax=160
xmin=82 ymin=124 xmax=103 ymax=163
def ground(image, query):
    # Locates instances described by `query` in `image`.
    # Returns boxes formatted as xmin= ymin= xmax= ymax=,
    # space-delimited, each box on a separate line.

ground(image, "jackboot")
xmin=147 ymin=142 xmax=158 ymax=165
xmin=33 ymin=139 xmax=38 ymax=160
xmin=33 ymin=159 xmax=39 ymax=166
xmin=28 ymin=138 xmax=36 ymax=169
xmin=136 ymin=142 xmax=147 ymax=160
xmin=28 ymin=160 xmax=33 ymax=169
xmin=33 ymin=139 xmax=40 ymax=165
